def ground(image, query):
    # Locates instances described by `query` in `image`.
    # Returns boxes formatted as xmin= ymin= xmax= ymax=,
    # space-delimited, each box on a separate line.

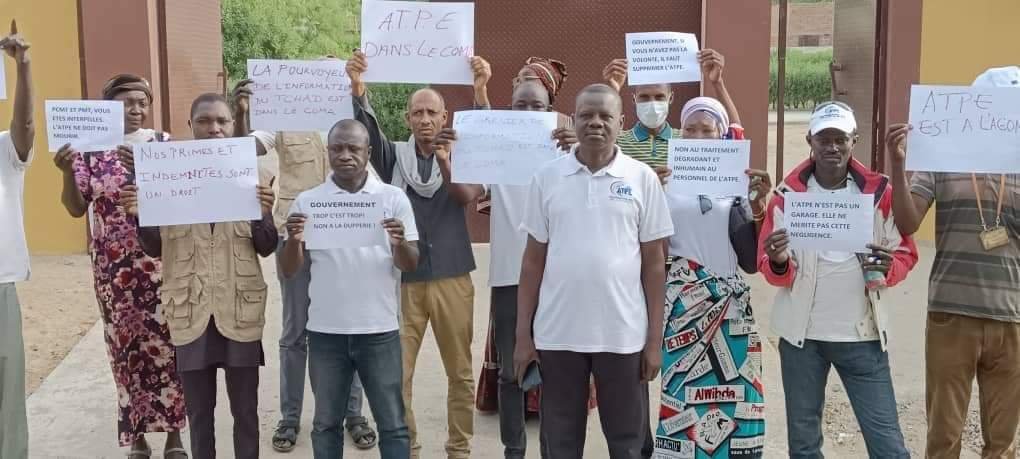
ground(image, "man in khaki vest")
xmin=231 ymin=76 xmax=379 ymax=452
xmin=122 ymin=93 xmax=278 ymax=459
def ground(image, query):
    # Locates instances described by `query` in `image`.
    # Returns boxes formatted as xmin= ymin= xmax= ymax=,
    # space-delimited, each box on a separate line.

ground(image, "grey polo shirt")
xmin=352 ymin=94 xmax=475 ymax=283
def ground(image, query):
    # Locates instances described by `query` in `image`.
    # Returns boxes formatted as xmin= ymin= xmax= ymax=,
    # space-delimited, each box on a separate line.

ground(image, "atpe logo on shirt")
xmin=609 ymin=181 xmax=634 ymax=201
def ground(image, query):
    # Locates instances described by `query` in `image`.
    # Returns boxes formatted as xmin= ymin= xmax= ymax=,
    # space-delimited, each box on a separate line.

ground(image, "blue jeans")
xmin=276 ymin=239 xmax=364 ymax=428
xmin=308 ymin=330 xmax=409 ymax=459
xmin=779 ymin=339 xmax=909 ymax=459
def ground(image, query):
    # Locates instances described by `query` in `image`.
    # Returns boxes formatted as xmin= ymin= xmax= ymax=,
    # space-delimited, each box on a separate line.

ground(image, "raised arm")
xmin=2 ymin=21 xmax=33 ymax=160
xmin=700 ymin=49 xmax=741 ymax=126
xmin=348 ymin=51 xmax=397 ymax=183
xmin=886 ymin=123 xmax=932 ymax=235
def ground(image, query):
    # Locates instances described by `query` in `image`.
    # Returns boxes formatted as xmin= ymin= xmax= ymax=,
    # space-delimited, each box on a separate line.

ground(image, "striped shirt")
xmin=617 ymin=122 xmax=681 ymax=169
xmin=911 ymin=172 xmax=1020 ymax=322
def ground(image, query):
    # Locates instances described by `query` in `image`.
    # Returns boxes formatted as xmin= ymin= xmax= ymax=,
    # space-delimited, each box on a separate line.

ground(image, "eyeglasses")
xmin=812 ymin=100 xmax=854 ymax=114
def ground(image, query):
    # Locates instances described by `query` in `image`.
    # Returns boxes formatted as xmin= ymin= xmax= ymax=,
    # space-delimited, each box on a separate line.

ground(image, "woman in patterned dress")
xmin=53 ymin=74 xmax=187 ymax=458
xmin=653 ymin=50 xmax=773 ymax=459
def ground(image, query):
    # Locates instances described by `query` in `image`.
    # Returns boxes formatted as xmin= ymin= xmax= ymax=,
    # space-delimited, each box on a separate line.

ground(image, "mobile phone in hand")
xmin=520 ymin=360 xmax=542 ymax=391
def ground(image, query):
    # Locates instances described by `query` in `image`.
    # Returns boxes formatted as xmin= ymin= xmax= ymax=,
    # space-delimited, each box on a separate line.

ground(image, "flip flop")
xmin=346 ymin=418 xmax=378 ymax=450
xmin=272 ymin=424 xmax=300 ymax=453
xmin=126 ymin=445 xmax=151 ymax=458
xmin=163 ymin=447 xmax=189 ymax=459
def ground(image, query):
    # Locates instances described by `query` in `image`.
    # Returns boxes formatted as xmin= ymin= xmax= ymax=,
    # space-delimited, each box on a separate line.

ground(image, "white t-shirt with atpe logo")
xmin=0 ymin=132 xmax=31 ymax=283
xmin=521 ymin=147 xmax=674 ymax=353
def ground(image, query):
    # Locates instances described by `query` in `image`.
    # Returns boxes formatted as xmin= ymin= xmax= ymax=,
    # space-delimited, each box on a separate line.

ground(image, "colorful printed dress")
xmin=72 ymin=129 xmax=187 ymax=446
xmin=655 ymin=260 xmax=764 ymax=458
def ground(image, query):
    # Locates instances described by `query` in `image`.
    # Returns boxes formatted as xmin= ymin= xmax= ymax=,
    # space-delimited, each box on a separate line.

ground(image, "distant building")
xmin=771 ymin=2 xmax=835 ymax=47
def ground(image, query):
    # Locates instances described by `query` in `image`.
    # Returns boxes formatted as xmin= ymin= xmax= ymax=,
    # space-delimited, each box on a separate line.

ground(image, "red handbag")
xmin=475 ymin=321 xmax=500 ymax=413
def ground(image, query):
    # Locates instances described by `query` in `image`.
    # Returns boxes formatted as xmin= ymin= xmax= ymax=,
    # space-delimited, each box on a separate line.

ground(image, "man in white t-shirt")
xmin=280 ymin=119 xmax=419 ymax=458
xmin=230 ymin=76 xmax=379 ymax=451
xmin=514 ymin=84 xmax=674 ymax=458
xmin=0 ymin=24 xmax=34 ymax=459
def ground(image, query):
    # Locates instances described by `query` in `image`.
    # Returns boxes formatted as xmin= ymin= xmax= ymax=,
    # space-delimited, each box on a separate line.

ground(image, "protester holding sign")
xmin=280 ymin=119 xmax=419 ymax=459
xmin=603 ymin=48 xmax=740 ymax=183
xmin=347 ymin=50 xmax=490 ymax=458
xmin=441 ymin=58 xmax=578 ymax=458
xmin=0 ymin=21 xmax=33 ymax=459
xmin=231 ymin=72 xmax=381 ymax=453
xmin=51 ymin=74 xmax=188 ymax=459
xmin=121 ymin=93 xmax=277 ymax=459
xmin=653 ymin=94 xmax=771 ymax=457
xmin=886 ymin=67 xmax=1020 ymax=458
xmin=515 ymin=84 xmax=674 ymax=458
xmin=758 ymin=102 xmax=917 ymax=458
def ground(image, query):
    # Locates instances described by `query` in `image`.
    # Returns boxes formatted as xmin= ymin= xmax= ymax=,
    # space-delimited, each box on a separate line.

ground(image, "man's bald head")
xmin=327 ymin=119 xmax=370 ymax=148
xmin=407 ymin=88 xmax=446 ymax=112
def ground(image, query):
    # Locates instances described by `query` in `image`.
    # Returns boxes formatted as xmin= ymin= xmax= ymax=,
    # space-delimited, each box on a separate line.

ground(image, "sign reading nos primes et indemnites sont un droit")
xmin=134 ymin=137 xmax=261 ymax=227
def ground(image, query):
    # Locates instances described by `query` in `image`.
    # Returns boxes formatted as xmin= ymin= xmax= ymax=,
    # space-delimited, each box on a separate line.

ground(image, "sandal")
xmin=272 ymin=423 xmax=300 ymax=453
xmin=126 ymin=445 xmax=151 ymax=458
xmin=163 ymin=447 xmax=189 ymax=459
xmin=346 ymin=417 xmax=378 ymax=450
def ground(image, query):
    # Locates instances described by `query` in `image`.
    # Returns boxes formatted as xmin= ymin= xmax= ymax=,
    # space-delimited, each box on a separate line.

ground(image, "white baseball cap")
xmin=973 ymin=66 xmax=1020 ymax=88
xmin=809 ymin=101 xmax=857 ymax=135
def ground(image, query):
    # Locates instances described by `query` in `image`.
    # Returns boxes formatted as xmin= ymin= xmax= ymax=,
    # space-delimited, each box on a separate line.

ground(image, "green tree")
xmin=221 ymin=0 xmax=420 ymax=140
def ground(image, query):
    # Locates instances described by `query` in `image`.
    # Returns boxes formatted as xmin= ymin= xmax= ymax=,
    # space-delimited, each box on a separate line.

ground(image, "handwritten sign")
xmin=451 ymin=110 xmax=558 ymax=185
xmin=302 ymin=195 xmax=385 ymax=250
xmin=247 ymin=59 xmax=353 ymax=132
xmin=45 ymin=100 xmax=124 ymax=152
xmin=667 ymin=139 xmax=750 ymax=197
xmin=134 ymin=138 xmax=261 ymax=227
xmin=625 ymin=32 xmax=701 ymax=86
xmin=907 ymin=85 xmax=1020 ymax=173
xmin=785 ymin=192 xmax=873 ymax=253
xmin=360 ymin=0 xmax=475 ymax=85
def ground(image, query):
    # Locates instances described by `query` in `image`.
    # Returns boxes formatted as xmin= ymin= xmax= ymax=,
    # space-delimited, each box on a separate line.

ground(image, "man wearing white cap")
xmin=886 ymin=67 xmax=1020 ymax=458
xmin=760 ymin=102 xmax=918 ymax=457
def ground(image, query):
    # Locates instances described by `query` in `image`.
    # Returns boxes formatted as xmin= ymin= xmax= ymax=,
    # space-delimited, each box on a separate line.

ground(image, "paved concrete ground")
xmin=27 ymin=243 xmax=984 ymax=458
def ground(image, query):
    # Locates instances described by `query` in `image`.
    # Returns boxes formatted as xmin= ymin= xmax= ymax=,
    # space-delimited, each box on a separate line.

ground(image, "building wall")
xmin=0 ymin=1 xmax=87 ymax=254
xmin=162 ymin=0 xmax=225 ymax=139
xmin=770 ymin=3 xmax=834 ymax=48
xmin=914 ymin=0 xmax=1020 ymax=240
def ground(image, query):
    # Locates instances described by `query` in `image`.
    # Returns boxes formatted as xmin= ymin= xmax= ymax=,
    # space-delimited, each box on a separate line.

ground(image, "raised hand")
xmin=0 ymin=20 xmax=31 ymax=64
xmin=231 ymin=78 xmax=254 ymax=115
xmin=886 ymin=123 xmax=911 ymax=166
xmin=698 ymin=49 xmax=725 ymax=83
xmin=602 ymin=58 xmax=628 ymax=92
xmin=346 ymin=50 xmax=368 ymax=96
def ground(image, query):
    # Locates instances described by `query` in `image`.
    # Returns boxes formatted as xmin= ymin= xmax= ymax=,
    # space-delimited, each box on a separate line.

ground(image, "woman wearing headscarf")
xmin=53 ymin=74 xmax=187 ymax=458
xmin=651 ymin=52 xmax=772 ymax=458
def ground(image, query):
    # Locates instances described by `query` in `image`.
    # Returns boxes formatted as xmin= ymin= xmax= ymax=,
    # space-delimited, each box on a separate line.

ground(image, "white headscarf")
xmin=680 ymin=97 xmax=729 ymax=138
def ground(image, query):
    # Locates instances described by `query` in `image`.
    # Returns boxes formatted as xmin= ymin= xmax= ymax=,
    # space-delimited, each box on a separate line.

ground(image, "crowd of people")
xmin=0 ymin=22 xmax=1018 ymax=459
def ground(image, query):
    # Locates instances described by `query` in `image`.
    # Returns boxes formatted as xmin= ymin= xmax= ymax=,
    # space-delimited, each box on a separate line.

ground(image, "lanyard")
xmin=971 ymin=173 xmax=1007 ymax=230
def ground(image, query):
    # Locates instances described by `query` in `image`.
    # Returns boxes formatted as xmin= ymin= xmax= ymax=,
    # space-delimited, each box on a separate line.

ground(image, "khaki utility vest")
xmin=274 ymin=132 xmax=330 ymax=231
xmin=159 ymin=222 xmax=268 ymax=346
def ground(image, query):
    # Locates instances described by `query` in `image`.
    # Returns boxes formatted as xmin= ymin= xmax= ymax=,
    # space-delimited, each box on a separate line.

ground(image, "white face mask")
xmin=636 ymin=101 xmax=670 ymax=129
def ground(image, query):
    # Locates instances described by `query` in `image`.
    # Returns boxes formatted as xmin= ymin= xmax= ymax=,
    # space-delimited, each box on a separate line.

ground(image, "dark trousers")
xmin=493 ymin=286 xmax=545 ymax=458
xmin=308 ymin=330 xmax=410 ymax=459
xmin=179 ymin=366 xmax=260 ymax=459
xmin=538 ymin=350 xmax=646 ymax=459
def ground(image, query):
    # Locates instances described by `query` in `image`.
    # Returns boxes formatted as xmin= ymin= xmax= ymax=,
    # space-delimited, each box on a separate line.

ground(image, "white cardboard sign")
xmin=907 ymin=84 xmax=1020 ymax=173
xmin=301 ymin=195 xmax=386 ymax=250
xmin=667 ymin=139 xmax=750 ymax=198
xmin=625 ymin=32 xmax=701 ymax=86
xmin=247 ymin=59 xmax=353 ymax=132
xmin=785 ymin=192 xmax=874 ymax=253
xmin=134 ymin=138 xmax=261 ymax=227
xmin=451 ymin=110 xmax=559 ymax=185
xmin=360 ymin=0 xmax=475 ymax=85
xmin=45 ymin=100 xmax=124 ymax=152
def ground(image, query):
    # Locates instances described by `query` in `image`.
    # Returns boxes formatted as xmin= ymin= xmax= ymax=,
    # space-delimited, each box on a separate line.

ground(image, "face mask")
xmin=636 ymin=101 xmax=670 ymax=129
